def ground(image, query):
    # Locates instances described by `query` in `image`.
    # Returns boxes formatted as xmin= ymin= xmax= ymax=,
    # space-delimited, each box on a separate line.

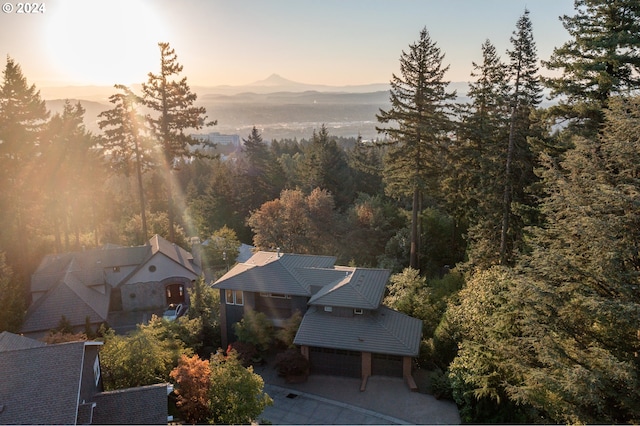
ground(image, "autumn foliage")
xmin=170 ymin=354 xmax=211 ymax=424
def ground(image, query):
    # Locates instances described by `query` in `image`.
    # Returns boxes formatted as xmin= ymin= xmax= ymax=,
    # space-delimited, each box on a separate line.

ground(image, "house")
xmin=21 ymin=234 xmax=201 ymax=338
xmin=0 ymin=331 xmax=170 ymax=424
xmin=212 ymin=251 xmax=422 ymax=390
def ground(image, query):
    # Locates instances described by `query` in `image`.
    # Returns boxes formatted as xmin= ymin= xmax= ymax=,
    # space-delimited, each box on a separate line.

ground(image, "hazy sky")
xmin=0 ymin=0 xmax=576 ymax=88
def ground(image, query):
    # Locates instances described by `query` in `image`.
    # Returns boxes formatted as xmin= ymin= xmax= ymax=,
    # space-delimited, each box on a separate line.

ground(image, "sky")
xmin=0 ymin=0 xmax=576 ymax=88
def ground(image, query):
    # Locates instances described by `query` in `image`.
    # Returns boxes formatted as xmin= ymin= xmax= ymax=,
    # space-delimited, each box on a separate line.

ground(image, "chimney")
xmin=276 ymin=247 xmax=281 ymax=258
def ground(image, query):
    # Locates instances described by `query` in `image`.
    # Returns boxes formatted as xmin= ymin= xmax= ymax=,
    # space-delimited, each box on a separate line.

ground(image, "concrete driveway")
xmin=254 ymin=364 xmax=461 ymax=425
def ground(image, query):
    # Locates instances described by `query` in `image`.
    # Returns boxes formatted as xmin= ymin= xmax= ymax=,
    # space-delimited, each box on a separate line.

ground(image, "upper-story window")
xmin=259 ymin=292 xmax=291 ymax=299
xmin=225 ymin=289 xmax=244 ymax=306
xmin=93 ymin=356 xmax=101 ymax=387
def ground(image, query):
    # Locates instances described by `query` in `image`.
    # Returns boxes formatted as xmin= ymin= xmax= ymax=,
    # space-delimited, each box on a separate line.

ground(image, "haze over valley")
xmin=43 ymin=75 xmax=476 ymax=141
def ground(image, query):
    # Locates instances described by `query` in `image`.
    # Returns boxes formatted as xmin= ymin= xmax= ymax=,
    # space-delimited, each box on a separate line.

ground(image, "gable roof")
xmin=23 ymin=235 xmax=199 ymax=335
xmin=294 ymin=306 xmax=422 ymax=357
xmin=92 ymin=383 xmax=169 ymax=425
xmin=213 ymin=251 xmax=337 ymax=296
xmin=21 ymin=271 xmax=110 ymax=335
xmin=308 ymin=268 xmax=389 ymax=309
xmin=0 ymin=331 xmax=46 ymax=352
xmin=0 ymin=339 xmax=102 ymax=425
xmin=149 ymin=234 xmax=198 ymax=275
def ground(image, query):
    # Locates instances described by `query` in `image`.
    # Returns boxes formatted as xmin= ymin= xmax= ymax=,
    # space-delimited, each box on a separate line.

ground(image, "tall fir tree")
xmin=142 ymin=42 xmax=215 ymax=242
xmin=446 ymin=39 xmax=511 ymax=269
xmin=377 ymin=27 xmax=455 ymax=269
xmin=0 ymin=57 xmax=49 ymax=278
xmin=239 ymin=126 xmax=283 ymax=211
xmin=301 ymin=124 xmax=354 ymax=210
xmin=98 ymin=85 xmax=154 ymax=242
xmin=500 ymin=8 xmax=543 ymax=265
xmin=544 ymin=0 xmax=640 ymax=134
xmin=41 ymin=101 xmax=101 ymax=251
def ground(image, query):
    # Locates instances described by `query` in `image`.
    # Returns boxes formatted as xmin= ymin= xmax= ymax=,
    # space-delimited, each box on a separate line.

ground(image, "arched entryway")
xmin=165 ymin=283 xmax=185 ymax=305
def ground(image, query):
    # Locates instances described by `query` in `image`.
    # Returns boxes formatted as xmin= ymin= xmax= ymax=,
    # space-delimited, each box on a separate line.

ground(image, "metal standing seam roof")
xmin=308 ymin=268 xmax=390 ymax=309
xmin=293 ymin=305 xmax=423 ymax=357
xmin=212 ymin=252 xmax=337 ymax=296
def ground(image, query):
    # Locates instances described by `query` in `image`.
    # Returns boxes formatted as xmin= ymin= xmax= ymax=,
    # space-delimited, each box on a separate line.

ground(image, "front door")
xmin=165 ymin=283 xmax=185 ymax=305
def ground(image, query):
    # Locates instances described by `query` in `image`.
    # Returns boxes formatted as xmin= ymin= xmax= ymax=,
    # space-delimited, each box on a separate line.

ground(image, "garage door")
xmin=372 ymin=353 xmax=403 ymax=377
xmin=309 ymin=347 xmax=361 ymax=378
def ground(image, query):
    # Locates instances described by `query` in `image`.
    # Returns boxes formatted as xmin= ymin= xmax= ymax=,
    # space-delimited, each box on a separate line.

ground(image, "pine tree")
xmin=142 ymin=42 xmax=215 ymax=242
xmin=98 ymin=85 xmax=154 ymax=241
xmin=376 ymin=28 xmax=456 ymax=269
xmin=544 ymin=0 xmax=640 ymax=133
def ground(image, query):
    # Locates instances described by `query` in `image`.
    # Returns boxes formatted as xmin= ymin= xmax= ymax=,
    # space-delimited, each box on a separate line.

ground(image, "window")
xmin=225 ymin=289 xmax=244 ymax=305
xmin=93 ymin=356 xmax=101 ymax=387
xmin=260 ymin=292 xmax=291 ymax=299
xmin=148 ymin=265 xmax=156 ymax=272
xmin=112 ymin=266 xmax=120 ymax=273
xmin=354 ymin=308 xmax=363 ymax=315
xmin=324 ymin=306 xmax=333 ymax=312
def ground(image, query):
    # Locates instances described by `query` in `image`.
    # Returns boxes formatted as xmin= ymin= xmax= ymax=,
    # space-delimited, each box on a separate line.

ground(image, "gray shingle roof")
xmin=0 ymin=331 xmax=46 ymax=352
xmin=20 ymin=276 xmax=110 ymax=334
xmin=294 ymin=306 xmax=422 ymax=357
xmin=92 ymin=383 xmax=169 ymax=425
xmin=0 ymin=341 xmax=96 ymax=424
xmin=23 ymin=234 xmax=198 ymax=335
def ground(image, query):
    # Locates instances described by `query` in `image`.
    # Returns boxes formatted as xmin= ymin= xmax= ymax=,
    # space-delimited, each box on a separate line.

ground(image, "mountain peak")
xmin=249 ymin=73 xmax=301 ymax=87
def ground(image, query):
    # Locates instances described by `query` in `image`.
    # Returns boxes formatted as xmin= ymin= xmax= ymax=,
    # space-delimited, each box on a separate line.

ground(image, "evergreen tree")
xmin=377 ymin=28 xmax=455 ymax=269
xmin=347 ymin=135 xmax=385 ymax=196
xmin=0 ymin=252 xmax=25 ymax=332
xmin=450 ymin=96 xmax=640 ymax=424
xmin=98 ymin=85 xmax=154 ymax=241
xmin=500 ymin=9 xmax=543 ymax=265
xmin=142 ymin=42 xmax=215 ymax=242
xmin=41 ymin=101 xmax=101 ymax=251
xmin=0 ymin=57 xmax=49 ymax=278
xmin=239 ymin=126 xmax=283 ymax=211
xmin=544 ymin=0 xmax=640 ymax=133
xmin=301 ymin=124 xmax=354 ymax=210
xmin=446 ymin=39 xmax=511 ymax=269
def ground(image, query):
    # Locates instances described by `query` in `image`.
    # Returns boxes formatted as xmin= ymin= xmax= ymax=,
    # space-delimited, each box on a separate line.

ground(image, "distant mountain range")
xmin=41 ymin=74 xmax=475 ymax=140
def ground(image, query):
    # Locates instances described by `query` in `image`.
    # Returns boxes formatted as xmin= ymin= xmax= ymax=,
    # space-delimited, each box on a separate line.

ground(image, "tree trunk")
xmin=133 ymin=135 xmax=148 ymax=242
xmin=410 ymin=187 xmax=419 ymax=269
xmin=500 ymin=106 xmax=516 ymax=265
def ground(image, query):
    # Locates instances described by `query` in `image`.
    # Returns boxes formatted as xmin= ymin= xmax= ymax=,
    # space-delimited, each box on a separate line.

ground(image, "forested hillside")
xmin=1 ymin=1 xmax=639 ymax=423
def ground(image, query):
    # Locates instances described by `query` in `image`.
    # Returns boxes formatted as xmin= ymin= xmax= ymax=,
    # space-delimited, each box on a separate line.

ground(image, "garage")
xmin=309 ymin=347 xmax=361 ymax=378
xmin=372 ymin=353 xmax=403 ymax=377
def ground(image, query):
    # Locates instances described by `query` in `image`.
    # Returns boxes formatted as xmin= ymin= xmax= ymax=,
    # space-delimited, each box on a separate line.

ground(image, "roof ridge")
xmin=374 ymin=306 xmax=418 ymax=354
xmin=348 ymin=269 xmax=380 ymax=309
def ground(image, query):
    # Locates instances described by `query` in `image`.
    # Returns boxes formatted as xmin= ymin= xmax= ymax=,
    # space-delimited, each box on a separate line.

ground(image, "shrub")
xmin=275 ymin=348 xmax=310 ymax=378
xmin=227 ymin=341 xmax=258 ymax=367
xmin=275 ymin=310 xmax=302 ymax=348
xmin=233 ymin=309 xmax=274 ymax=352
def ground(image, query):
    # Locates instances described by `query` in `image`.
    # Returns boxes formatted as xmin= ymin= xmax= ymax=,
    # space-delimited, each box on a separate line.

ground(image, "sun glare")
xmin=45 ymin=0 xmax=170 ymax=86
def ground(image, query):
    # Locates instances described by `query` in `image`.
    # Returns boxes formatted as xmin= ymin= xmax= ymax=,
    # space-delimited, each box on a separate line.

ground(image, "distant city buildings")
xmin=196 ymin=132 xmax=241 ymax=147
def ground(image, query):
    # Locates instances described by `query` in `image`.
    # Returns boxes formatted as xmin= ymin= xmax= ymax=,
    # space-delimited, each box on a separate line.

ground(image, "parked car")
xmin=162 ymin=303 xmax=187 ymax=321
